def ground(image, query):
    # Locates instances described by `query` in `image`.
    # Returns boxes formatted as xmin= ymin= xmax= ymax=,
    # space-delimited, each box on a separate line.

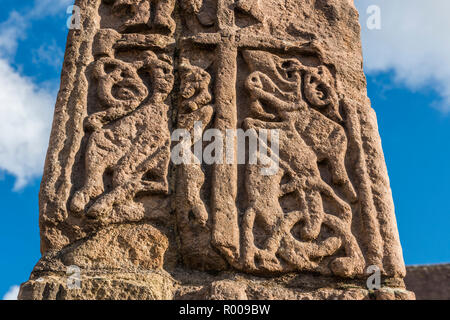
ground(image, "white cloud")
xmin=2 ymin=285 xmax=20 ymax=300
xmin=30 ymin=0 xmax=74 ymax=16
xmin=0 ymin=59 xmax=54 ymax=190
xmin=0 ymin=2 xmax=71 ymax=189
xmin=0 ymin=12 xmax=27 ymax=59
xmin=356 ymin=1 xmax=450 ymax=112
xmin=33 ymin=41 xmax=64 ymax=69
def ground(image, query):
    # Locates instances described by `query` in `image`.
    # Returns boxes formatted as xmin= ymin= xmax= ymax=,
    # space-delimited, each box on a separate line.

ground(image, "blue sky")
xmin=0 ymin=0 xmax=449 ymax=299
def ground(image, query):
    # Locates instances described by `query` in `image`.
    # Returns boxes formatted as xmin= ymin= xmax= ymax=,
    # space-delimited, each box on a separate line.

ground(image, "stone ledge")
xmin=19 ymin=270 xmax=415 ymax=300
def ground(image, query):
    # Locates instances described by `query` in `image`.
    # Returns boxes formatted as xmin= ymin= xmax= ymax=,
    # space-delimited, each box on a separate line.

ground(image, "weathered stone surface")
xmin=19 ymin=269 xmax=414 ymax=300
xmin=20 ymin=0 xmax=413 ymax=300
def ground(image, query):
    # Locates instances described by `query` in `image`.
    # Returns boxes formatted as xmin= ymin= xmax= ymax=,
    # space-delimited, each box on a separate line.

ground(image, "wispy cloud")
xmin=0 ymin=59 xmax=54 ymax=190
xmin=28 ymin=0 xmax=74 ymax=18
xmin=356 ymin=1 xmax=450 ymax=112
xmin=0 ymin=1 xmax=71 ymax=189
xmin=32 ymin=40 xmax=64 ymax=69
xmin=0 ymin=12 xmax=27 ymax=59
xmin=2 ymin=285 xmax=20 ymax=300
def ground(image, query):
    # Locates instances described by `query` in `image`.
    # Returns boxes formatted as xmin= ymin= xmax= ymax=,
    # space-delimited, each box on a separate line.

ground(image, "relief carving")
xmin=176 ymin=1 xmax=366 ymax=277
xmin=244 ymin=51 xmax=356 ymax=201
xmin=23 ymin=0 xmax=410 ymax=300
xmin=70 ymin=28 xmax=174 ymax=220
xmin=240 ymin=50 xmax=364 ymax=276
xmin=175 ymin=58 xmax=229 ymax=270
xmin=176 ymin=58 xmax=213 ymax=227
xmin=62 ymin=0 xmax=394 ymax=278
xmin=102 ymin=0 xmax=176 ymax=34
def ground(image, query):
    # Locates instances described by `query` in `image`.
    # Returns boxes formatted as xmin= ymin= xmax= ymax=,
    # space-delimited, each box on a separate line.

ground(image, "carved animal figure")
xmin=70 ymin=51 xmax=173 ymax=219
xmin=174 ymin=59 xmax=230 ymax=271
xmin=242 ymin=50 xmax=364 ymax=277
xmin=176 ymin=59 xmax=214 ymax=226
xmin=243 ymin=50 xmax=357 ymax=202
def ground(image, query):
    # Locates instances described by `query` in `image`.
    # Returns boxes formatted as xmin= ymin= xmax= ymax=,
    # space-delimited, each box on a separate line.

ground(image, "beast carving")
xmin=70 ymin=49 xmax=173 ymax=219
xmin=240 ymin=50 xmax=364 ymax=277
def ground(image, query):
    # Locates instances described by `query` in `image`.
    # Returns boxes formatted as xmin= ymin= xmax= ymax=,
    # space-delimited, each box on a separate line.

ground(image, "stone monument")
xmin=19 ymin=0 xmax=414 ymax=300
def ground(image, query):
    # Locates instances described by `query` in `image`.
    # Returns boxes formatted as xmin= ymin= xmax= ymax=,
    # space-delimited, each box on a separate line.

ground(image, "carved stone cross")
xmin=187 ymin=0 xmax=276 ymax=265
xmin=19 ymin=0 xmax=414 ymax=300
xmin=184 ymin=0 xmax=328 ymax=267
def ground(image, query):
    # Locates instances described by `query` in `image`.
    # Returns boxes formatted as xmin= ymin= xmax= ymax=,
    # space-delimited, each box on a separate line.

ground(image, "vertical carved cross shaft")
xmin=193 ymin=0 xmax=241 ymax=260
xmin=187 ymin=0 xmax=304 ymax=262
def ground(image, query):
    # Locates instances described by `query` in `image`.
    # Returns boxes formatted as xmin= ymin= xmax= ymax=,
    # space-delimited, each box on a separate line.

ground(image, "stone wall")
xmin=405 ymin=264 xmax=450 ymax=300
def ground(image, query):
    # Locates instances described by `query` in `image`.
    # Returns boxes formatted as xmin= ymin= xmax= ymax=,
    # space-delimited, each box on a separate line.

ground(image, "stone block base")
xmin=19 ymin=270 xmax=415 ymax=300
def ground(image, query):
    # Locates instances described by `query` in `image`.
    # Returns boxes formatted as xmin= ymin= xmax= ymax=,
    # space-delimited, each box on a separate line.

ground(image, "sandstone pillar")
xmin=19 ymin=0 xmax=414 ymax=300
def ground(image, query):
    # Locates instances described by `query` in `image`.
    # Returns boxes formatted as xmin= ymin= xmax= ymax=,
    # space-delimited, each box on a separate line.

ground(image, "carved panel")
xmin=37 ymin=0 xmax=406 ymax=281
xmin=39 ymin=0 xmax=176 ymax=251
